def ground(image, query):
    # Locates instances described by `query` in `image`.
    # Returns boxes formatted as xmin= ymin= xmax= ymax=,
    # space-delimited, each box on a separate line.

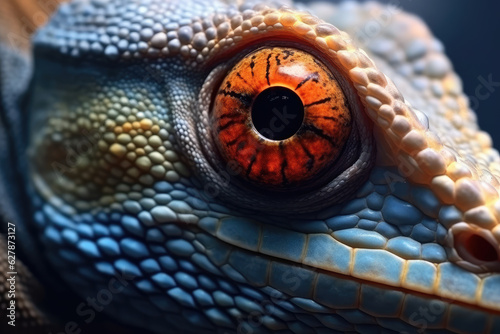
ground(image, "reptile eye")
xmin=211 ymin=47 xmax=351 ymax=189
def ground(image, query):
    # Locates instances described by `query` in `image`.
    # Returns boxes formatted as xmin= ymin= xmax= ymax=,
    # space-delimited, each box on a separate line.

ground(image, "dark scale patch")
xmin=275 ymin=54 xmax=281 ymax=66
xmin=279 ymin=143 xmax=289 ymax=185
xmin=299 ymin=142 xmax=315 ymax=171
xmin=295 ymin=72 xmax=319 ymax=90
xmin=302 ymin=123 xmax=337 ymax=145
xmin=218 ymin=113 xmax=245 ymax=120
xmin=265 ymin=53 xmax=272 ymax=86
xmin=246 ymin=154 xmax=257 ymax=176
xmin=236 ymin=72 xmax=250 ymax=86
xmin=309 ymin=115 xmax=338 ymax=122
xmin=250 ymin=56 xmax=256 ymax=77
xmin=218 ymin=90 xmax=253 ymax=108
xmin=304 ymin=97 xmax=331 ymax=108
xmin=227 ymin=134 xmax=245 ymax=147
xmin=217 ymin=120 xmax=239 ymax=132
xmin=282 ymin=50 xmax=295 ymax=59
xmin=237 ymin=140 xmax=247 ymax=151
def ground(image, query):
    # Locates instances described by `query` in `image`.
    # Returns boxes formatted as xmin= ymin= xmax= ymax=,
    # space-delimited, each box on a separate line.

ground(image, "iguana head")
xmin=27 ymin=0 xmax=500 ymax=332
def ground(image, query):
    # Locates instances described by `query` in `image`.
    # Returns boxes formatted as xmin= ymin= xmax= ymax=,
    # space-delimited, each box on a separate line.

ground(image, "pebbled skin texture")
xmin=1 ymin=1 xmax=500 ymax=333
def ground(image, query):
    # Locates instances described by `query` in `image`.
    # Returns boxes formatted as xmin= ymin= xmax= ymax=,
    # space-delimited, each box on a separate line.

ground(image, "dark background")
xmin=391 ymin=0 xmax=500 ymax=149
xmin=299 ymin=0 xmax=500 ymax=150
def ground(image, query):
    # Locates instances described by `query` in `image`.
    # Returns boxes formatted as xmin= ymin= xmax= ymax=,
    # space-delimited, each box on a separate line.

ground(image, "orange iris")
xmin=211 ymin=47 xmax=352 ymax=189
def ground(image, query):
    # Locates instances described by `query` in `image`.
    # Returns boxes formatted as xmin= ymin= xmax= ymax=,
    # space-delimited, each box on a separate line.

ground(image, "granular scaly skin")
xmin=1 ymin=1 xmax=500 ymax=333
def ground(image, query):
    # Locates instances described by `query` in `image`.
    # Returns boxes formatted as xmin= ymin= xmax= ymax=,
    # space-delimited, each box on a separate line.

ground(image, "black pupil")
xmin=251 ymin=86 xmax=304 ymax=141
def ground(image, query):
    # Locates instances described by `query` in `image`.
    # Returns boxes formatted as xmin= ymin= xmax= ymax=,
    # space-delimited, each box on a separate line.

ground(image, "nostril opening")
xmin=251 ymin=86 xmax=304 ymax=141
xmin=456 ymin=232 xmax=498 ymax=263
